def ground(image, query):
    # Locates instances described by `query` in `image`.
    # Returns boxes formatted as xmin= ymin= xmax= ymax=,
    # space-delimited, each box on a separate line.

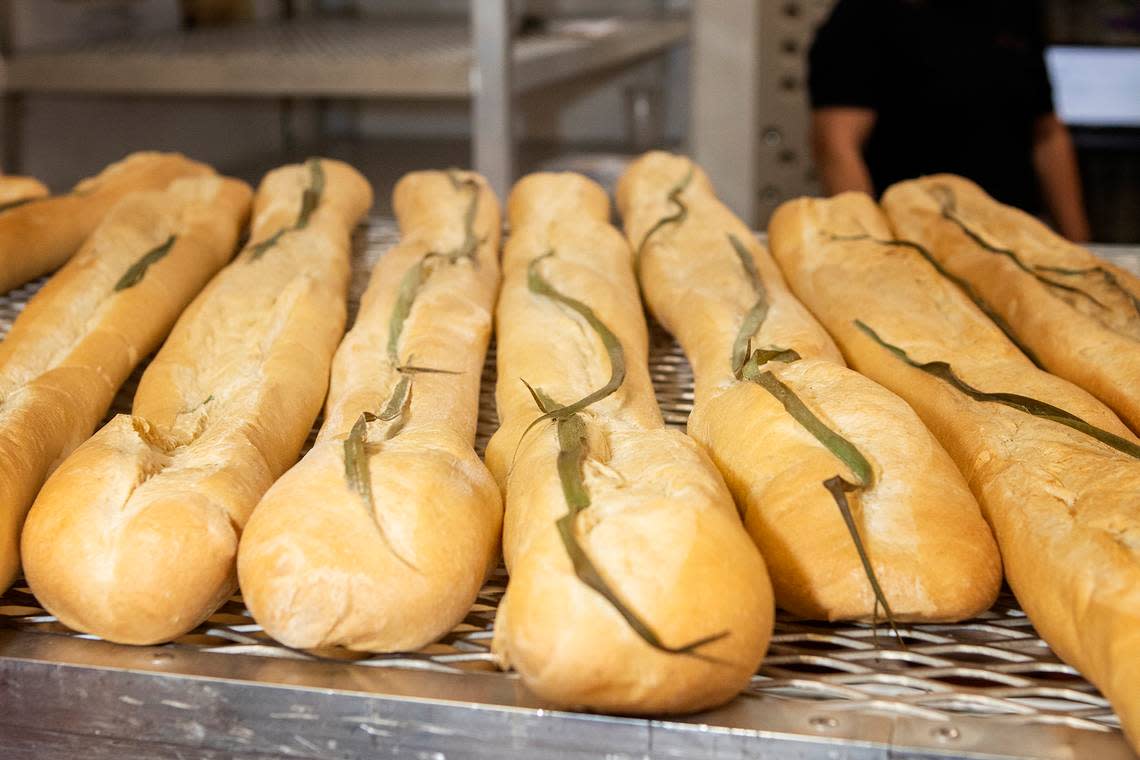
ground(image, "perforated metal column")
xmin=691 ymin=0 xmax=834 ymax=228
xmin=471 ymin=0 xmax=514 ymax=202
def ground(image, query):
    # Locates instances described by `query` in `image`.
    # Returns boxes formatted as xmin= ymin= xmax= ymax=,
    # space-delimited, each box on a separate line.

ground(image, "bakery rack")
xmin=0 ymin=3 xmax=687 ymax=199
xmin=0 ymin=219 xmax=1138 ymax=759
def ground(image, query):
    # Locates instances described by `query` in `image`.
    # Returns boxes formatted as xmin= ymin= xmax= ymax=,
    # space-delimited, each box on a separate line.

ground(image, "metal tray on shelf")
xmin=0 ymin=219 xmax=1136 ymax=760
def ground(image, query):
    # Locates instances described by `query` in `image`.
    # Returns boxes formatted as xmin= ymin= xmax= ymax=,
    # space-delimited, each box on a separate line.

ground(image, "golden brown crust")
xmin=0 ymin=176 xmax=49 ymax=206
xmin=237 ymin=170 xmax=503 ymax=652
xmin=768 ymin=191 xmax=1140 ymax=751
xmin=21 ymin=159 xmax=371 ymax=644
xmin=616 ymin=151 xmax=843 ymax=401
xmin=484 ymin=171 xmax=773 ymax=714
xmin=0 ymin=173 xmax=251 ymax=591
xmin=616 ymin=152 xmax=1000 ymax=623
xmin=882 ymin=174 xmax=1140 ymax=434
xmin=0 ymin=153 xmax=214 ymax=293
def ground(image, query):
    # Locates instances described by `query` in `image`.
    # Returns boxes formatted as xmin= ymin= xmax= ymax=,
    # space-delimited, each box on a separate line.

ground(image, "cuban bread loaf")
xmin=0 ymin=152 xmax=213 ymax=293
xmin=0 ymin=175 xmax=49 ymax=208
xmin=616 ymin=151 xmax=1000 ymax=623
xmin=882 ymin=174 xmax=1140 ymax=434
xmin=238 ymin=170 xmax=502 ymax=652
xmin=484 ymin=171 xmax=773 ymax=714
xmin=0 ymin=172 xmax=251 ymax=590
xmin=769 ymin=192 xmax=1140 ymax=751
xmin=22 ymin=159 xmax=371 ymax=644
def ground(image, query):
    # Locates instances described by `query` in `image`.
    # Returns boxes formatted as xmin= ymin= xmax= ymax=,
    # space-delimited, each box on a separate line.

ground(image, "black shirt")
xmin=808 ymin=0 xmax=1055 ymax=212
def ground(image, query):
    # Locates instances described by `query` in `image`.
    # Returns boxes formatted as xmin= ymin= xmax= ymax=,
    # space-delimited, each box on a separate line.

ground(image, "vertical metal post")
xmin=0 ymin=95 xmax=21 ymax=176
xmin=277 ymin=0 xmax=298 ymax=160
xmin=690 ymin=0 xmax=760 ymax=226
xmin=0 ymin=0 xmax=22 ymax=174
xmin=471 ymin=0 xmax=513 ymax=200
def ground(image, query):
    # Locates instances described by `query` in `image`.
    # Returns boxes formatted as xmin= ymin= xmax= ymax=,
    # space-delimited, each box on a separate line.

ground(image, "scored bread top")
xmin=882 ymin=173 xmax=1140 ymax=433
xmin=20 ymin=159 xmax=371 ymax=645
xmin=236 ymin=169 xmax=503 ymax=653
xmin=0 ymin=152 xmax=215 ymax=293
xmin=768 ymin=191 xmax=1140 ymax=750
xmin=319 ymin=170 xmax=500 ymax=442
xmin=485 ymin=170 xmax=773 ymax=714
xmin=771 ymin=192 xmax=1131 ymax=434
xmin=0 ymin=176 xmax=49 ymax=206
xmin=617 ymin=151 xmax=1000 ymax=624
xmin=0 ymin=170 xmax=252 ymax=591
xmin=493 ymin=172 xmax=662 ymax=434
xmin=0 ymin=175 xmax=251 ymax=396
xmin=616 ymin=150 xmax=843 ymax=404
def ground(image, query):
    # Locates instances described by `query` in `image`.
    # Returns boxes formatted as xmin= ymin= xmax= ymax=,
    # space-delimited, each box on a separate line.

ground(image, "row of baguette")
xmin=0 ymin=151 xmax=1136 ymax=749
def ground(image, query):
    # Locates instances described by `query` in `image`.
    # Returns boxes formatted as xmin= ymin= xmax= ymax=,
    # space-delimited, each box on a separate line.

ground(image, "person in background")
xmin=808 ymin=0 xmax=1091 ymax=242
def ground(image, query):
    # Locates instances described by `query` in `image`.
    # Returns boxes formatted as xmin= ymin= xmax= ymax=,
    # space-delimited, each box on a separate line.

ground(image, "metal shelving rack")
xmin=0 ymin=1 xmax=687 ymax=199
xmin=0 ymin=221 xmax=1137 ymax=759
xmin=690 ymin=0 xmax=833 ymax=228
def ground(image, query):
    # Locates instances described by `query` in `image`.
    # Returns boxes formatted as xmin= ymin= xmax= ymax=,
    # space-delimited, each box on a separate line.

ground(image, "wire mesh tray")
xmin=0 ymin=219 xmax=1136 ymax=760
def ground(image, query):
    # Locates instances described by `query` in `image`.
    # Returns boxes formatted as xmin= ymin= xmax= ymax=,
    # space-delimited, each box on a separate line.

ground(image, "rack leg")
xmin=0 ymin=0 xmax=18 ymax=175
xmin=2 ymin=94 xmax=23 ymax=175
xmin=471 ymin=0 xmax=513 ymax=200
xmin=691 ymin=0 xmax=760 ymax=226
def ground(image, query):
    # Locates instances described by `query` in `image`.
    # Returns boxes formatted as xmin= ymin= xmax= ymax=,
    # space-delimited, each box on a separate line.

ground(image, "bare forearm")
xmin=1033 ymin=115 xmax=1091 ymax=242
xmin=815 ymin=145 xmax=874 ymax=196
xmin=811 ymin=108 xmax=877 ymax=197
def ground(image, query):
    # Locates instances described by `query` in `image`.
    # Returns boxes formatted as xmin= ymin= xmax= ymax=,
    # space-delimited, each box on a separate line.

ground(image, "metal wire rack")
xmin=0 ymin=218 xmax=1136 ymax=759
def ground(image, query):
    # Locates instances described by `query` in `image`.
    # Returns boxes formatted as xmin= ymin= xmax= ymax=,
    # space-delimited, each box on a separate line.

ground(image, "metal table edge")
xmin=0 ymin=626 xmax=1130 ymax=760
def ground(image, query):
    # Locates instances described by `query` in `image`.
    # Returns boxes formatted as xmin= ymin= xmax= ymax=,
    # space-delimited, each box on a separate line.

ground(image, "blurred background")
xmin=0 ymin=0 xmax=1136 ymax=240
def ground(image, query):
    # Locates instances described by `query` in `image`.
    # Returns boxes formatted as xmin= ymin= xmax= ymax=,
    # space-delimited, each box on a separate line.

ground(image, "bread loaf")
xmin=881 ymin=174 xmax=1140 ymax=434
xmin=484 ymin=172 xmax=773 ymax=714
xmin=769 ymin=192 xmax=1140 ymax=751
xmin=0 ymin=172 xmax=251 ymax=591
xmin=0 ymin=152 xmax=213 ymax=293
xmin=0 ymin=176 xmax=49 ymax=208
xmin=238 ymin=170 xmax=502 ymax=652
xmin=616 ymin=152 xmax=1000 ymax=623
xmin=21 ymin=159 xmax=371 ymax=644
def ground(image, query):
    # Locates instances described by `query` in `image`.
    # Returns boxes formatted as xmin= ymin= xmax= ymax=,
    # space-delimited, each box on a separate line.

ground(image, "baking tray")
xmin=0 ymin=219 xmax=1136 ymax=760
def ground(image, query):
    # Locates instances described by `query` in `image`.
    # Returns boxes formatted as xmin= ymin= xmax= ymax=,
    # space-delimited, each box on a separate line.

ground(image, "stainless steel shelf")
xmin=0 ymin=6 xmax=688 ymax=199
xmin=1 ymin=17 xmax=687 ymax=99
xmin=0 ymin=221 xmax=1136 ymax=760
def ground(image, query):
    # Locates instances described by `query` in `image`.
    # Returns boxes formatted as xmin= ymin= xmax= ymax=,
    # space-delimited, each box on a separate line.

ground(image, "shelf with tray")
xmin=0 ymin=6 xmax=688 ymax=199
